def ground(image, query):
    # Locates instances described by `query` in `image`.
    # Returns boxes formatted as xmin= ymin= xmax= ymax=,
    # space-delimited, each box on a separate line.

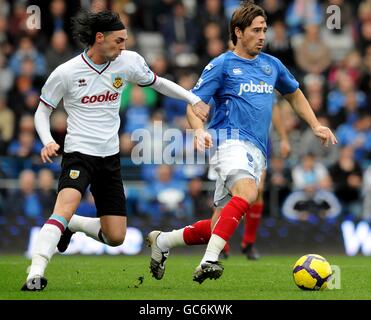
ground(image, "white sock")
xmin=68 ymin=215 xmax=108 ymax=243
xmin=27 ymin=224 xmax=62 ymax=280
xmin=157 ymin=228 xmax=186 ymax=251
xmin=200 ymin=234 xmax=226 ymax=265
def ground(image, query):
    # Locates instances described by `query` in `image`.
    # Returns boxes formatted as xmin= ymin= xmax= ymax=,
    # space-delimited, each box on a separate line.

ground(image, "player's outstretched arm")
xmin=150 ymin=76 xmax=210 ymax=121
xmin=34 ymin=102 xmax=60 ymax=163
xmin=186 ymin=104 xmax=213 ymax=151
xmin=272 ymin=103 xmax=291 ymax=158
xmin=284 ymin=88 xmax=338 ymax=147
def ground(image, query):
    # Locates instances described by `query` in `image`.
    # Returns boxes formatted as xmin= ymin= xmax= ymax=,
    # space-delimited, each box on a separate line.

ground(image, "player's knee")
xmin=240 ymin=193 xmax=258 ymax=205
xmin=230 ymin=178 xmax=258 ymax=203
xmin=233 ymin=187 xmax=258 ymax=204
xmin=105 ymin=233 xmax=126 ymax=246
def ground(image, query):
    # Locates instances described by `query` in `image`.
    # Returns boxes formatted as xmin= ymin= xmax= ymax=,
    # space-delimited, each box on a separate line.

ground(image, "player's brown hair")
xmin=229 ymin=0 xmax=267 ymax=45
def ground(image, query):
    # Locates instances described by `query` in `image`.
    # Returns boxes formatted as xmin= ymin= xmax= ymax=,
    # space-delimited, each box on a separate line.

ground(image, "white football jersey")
xmin=40 ymin=50 xmax=156 ymax=157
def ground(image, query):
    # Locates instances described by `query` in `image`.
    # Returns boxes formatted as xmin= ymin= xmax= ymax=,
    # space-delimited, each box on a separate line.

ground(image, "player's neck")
xmin=233 ymin=48 xmax=257 ymax=60
xmin=86 ymin=47 xmax=108 ymax=65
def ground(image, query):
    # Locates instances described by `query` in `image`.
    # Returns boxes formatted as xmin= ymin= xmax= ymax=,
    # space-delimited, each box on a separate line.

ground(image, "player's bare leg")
xmin=22 ymin=188 xmax=81 ymax=291
xmin=193 ymin=178 xmax=258 ymax=284
xmin=242 ymin=170 xmax=266 ymax=260
xmin=58 ymin=213 xmax=126 ymax=253
xmin=99 ymin=215 xmax=127 ymax=245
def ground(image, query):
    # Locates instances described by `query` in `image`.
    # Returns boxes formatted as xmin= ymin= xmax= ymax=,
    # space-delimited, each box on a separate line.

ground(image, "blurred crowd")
xmin=0 ymin=0 xmax=370 ymax=227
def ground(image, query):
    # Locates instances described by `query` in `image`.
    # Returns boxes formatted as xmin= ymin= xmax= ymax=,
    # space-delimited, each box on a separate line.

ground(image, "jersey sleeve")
xmin=40 ymin=67 xmax=66 ymax=109
xmin=274 ymin=59 xmax=299 ymax=95
xmin=191 ymin=56 xmax=224 ymax=103
xmin=129 ymin=53 xmax=156 ymax=87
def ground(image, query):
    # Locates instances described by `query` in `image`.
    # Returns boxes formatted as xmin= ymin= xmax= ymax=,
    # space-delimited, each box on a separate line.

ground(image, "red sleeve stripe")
xmin=40 ymin=97 xmax=56 ymax=109
xmin=138 ymin=72 xmax=157 ymax=87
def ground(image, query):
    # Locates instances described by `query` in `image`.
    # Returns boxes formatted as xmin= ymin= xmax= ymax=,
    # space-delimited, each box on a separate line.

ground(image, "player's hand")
xmin=41 ymin=142 xmax=60 ymax=163
xmin=312 ymin=125 xmax=338 ymax=147
xmin=280 ymin=138 xmax=291 ymax=159
xmin=192 ymin=101 xmax=210 ymax=122
xmin=194 ymin=129 xmax=213 ymax=151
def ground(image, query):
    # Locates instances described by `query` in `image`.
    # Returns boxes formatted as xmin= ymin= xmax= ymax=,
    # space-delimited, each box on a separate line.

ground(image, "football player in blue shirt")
xmin=147 ymin=0 xmax=337 ymax=284
xmin=219 ymin=97 xmax=291 ymax=260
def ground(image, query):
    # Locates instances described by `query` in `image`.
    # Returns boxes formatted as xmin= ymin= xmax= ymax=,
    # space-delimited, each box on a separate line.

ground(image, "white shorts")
xmin=208 ymin=140 xmax=266 ymax=208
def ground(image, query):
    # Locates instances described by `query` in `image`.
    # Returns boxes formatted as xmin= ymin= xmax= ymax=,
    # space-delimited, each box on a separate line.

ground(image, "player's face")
xmin=102 ymin=29 xmax=128 ymax=61
xmin=237 ymin=16 xmax=267 ymax=57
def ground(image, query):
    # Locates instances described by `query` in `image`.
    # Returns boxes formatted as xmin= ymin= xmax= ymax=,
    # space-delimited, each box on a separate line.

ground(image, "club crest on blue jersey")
xmin=261 ymin=64 xmax=272 ymax=75
xmin=111 ymin=73 xmax=125 ymax=89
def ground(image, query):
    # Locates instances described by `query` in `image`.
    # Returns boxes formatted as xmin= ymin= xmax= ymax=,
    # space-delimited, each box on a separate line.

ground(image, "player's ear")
xmin=235 ymin=27 xmax=242 ymax=40
xmin=95 ymin=32 xmax=105 ymax=44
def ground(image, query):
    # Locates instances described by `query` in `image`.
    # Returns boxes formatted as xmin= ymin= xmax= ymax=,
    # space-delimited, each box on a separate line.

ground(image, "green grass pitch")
xmin=1 ymin=254 xmax=371 ymax=300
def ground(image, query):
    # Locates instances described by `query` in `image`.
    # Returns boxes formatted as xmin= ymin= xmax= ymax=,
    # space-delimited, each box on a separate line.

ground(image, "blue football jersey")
xmin=192 ymin=51 xmax=299 ymax=158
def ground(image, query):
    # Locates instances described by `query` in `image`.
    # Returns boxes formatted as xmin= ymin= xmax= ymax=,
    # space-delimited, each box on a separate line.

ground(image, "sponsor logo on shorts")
xmin=69 ymin=170 xmax=80 ymax=179
xmin=246 ymin=152 xmax=254 ymax=168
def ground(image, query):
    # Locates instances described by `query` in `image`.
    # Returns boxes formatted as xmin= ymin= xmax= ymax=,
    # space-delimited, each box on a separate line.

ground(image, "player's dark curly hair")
xmin=71 ymin=10 xmax=125 ymax=46
xmin=229 ymin=0 xmax=267 ymax=45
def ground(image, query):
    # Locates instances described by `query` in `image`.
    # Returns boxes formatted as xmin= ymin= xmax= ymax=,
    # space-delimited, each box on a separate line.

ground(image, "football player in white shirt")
xmin=22 ymin=9 xmax=209 ymax=291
